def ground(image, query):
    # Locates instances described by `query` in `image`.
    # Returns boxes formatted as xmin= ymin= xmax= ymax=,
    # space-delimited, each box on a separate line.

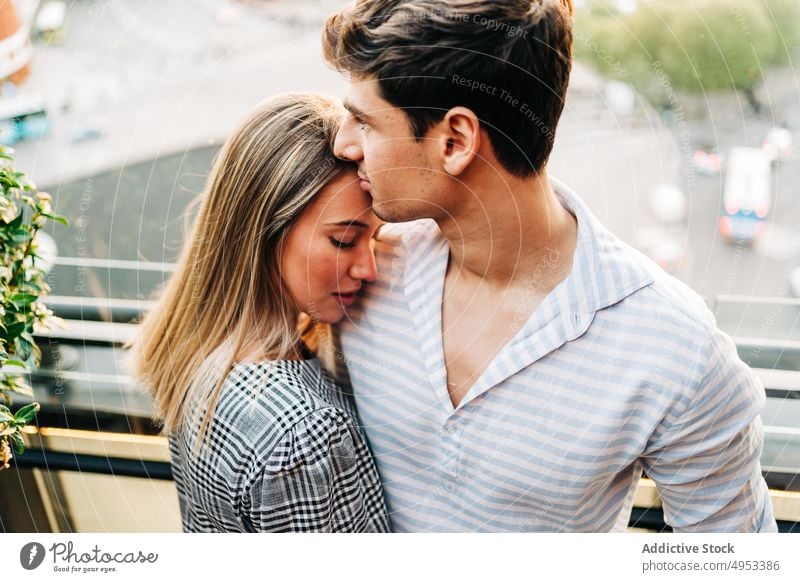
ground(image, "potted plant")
xmin=0 ymin=144 xmax=67 ymax=470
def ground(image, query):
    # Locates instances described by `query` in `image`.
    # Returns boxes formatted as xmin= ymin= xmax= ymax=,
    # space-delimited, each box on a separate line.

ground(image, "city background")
xmin=1 ymin=0 xmax=799 ymax=532
xmin=3 ymin=0 xmax=799 ymax=302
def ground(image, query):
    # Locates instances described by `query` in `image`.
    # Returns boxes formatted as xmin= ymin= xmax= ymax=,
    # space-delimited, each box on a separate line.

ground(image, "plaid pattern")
xmin=169 ymin=358 xmax=390 ymax=532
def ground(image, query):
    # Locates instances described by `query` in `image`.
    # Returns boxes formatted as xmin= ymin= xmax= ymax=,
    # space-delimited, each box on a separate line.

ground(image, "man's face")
xmin=334 ymin=76 xmax=446 ymax=222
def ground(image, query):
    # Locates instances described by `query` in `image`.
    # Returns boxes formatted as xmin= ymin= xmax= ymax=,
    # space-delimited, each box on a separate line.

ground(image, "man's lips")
xmin=358 ymin=173 xmax=371 ymax=191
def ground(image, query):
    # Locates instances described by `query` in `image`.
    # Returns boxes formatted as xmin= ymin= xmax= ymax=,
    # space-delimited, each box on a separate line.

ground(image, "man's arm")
xmin=640 ymin=324 xmax=777 ymax=532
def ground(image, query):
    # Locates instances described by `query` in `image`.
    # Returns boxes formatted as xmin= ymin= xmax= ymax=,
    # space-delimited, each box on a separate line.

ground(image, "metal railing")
xmin=4 ymin=261 xmax=800 ymax=532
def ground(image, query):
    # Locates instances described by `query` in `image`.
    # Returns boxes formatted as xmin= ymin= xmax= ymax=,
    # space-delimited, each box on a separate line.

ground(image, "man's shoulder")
xmin=629 ymin=267 xmax=713 ymax=331
xmin=600 ymin=255 xmax=721 ymax=364
xmin=588 ymin=224 xmax=718 ymax=349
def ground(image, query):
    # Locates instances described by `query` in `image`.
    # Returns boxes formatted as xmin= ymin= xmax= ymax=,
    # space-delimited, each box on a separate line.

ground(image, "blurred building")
xmin=0 ymin=0 xmax=32 ymax=85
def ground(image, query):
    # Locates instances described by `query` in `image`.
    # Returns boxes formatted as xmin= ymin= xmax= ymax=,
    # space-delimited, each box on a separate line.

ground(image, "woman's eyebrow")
xmin=325 ymin=220 xmax=370 ymax=228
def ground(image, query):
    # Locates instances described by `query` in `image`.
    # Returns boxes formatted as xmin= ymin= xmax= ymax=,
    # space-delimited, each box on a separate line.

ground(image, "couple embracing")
xmin=131 ymin=0 xmax=777 ymax=533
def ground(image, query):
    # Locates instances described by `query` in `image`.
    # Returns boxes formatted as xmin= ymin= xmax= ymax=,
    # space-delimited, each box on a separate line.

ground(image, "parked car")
xmin=648 ymin=183 xmax=687 ymax=224
xmin=634 ymin=227 xmax=686 ymax=276
xmin=763 ymin=126 xmax=793 ymax=162
xmin=0 ymin=94 xmax=50 ymax=145
xmin=34 ymin=1 xmax=67 ymax=43
xmin=692 ymin=148 xmax=722 ymax=175
xmin=790 ymin=267 xmax=800 ymax=299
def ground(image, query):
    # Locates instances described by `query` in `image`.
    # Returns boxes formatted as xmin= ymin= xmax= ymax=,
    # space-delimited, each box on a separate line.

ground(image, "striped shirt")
xmin=338 ymin=180 xmax=777 ymax=532
xmin=169 ymin=358 xmax=389 ymax=532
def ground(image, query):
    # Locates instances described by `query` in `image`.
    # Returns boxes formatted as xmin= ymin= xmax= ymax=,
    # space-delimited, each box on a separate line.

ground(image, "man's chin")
xmin=372 ymin=199 xmax=420 ymax=223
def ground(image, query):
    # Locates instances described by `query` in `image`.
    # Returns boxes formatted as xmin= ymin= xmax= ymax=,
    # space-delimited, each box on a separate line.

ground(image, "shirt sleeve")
xmin=242 ymin=406 xmax=389 ymax=532
xmin=640 ymin=323 xmax=778 ymax=532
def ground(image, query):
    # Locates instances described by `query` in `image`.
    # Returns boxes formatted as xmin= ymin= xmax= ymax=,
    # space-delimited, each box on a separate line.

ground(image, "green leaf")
xmin=6 ymin=212 xmax=22 ymax=229
xmin=10 ymin=230 xmax=32 ymax=244
xmin=10 ymin=293 xmax=37 ymax=308
xmin=14 ymin=402 xmax=39 ymax=425
xmin=3 ymin=359 xmax=26 ymax=368
xmin=9 ymin=431 xmax=24 ymax=454
xmin=0 ymin=175 xmax=19 ymax=189
xmin=40 ymin=213 xmax=69 ymax=226
xmin=5 ymin=320 xmax=25 ymax=335
xmin=14 ymin=336 xmax=33 ymax=361
xmin=0 ymin=409 xmax=13 ymax=423
xmin=20 ymin=281 xmax=41 ymax=293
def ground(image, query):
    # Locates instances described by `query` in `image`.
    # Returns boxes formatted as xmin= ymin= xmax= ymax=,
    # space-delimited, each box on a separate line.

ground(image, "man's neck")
xmin=437 ymin=168 xmax=577 ymax=291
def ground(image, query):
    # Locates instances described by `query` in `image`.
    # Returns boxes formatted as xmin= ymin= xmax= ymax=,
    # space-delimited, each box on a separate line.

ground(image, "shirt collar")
xmin=397 ymin=178 xmax=656 ymax=410
xmin=550 ymin=177 xmax=654 ymax=322
xmin=400 ymin=178 xmax=655 ymax=326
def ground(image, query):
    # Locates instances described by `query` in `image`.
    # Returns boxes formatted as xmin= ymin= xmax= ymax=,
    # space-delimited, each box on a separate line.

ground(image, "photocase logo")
xmin=19 ymin=542 xmax=46 ymax=570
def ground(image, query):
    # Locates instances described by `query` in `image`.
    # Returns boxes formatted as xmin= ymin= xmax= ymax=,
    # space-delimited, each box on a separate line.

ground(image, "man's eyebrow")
xmin=326 ymin=220 xmax=370 ymax=228
xmin=343 ymin=101 xmax=371 ymax=120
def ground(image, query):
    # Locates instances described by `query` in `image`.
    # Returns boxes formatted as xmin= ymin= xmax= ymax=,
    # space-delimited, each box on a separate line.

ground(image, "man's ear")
xmin=438 ymin=107 xmax=481 ymax=177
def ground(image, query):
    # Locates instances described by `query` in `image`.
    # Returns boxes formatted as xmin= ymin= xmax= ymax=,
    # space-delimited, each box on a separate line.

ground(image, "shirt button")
xmin=443 ymin=424 xmax=455 ymax=434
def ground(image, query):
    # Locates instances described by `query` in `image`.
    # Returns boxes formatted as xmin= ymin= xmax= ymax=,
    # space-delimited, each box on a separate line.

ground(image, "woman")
xmin=129 ymin=93 xmax=388 ymax=532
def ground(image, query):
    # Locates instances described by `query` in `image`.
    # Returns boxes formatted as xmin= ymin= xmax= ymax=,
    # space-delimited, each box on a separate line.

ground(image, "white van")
xmin=718 ymin=147 xmax=771 ymax=244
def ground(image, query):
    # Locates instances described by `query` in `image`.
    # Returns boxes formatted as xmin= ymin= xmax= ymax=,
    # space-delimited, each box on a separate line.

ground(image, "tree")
xmin=0 ymin=145 xmax=68 ymax=471
xmin=574 ymin=0 xmax=796 ymax=110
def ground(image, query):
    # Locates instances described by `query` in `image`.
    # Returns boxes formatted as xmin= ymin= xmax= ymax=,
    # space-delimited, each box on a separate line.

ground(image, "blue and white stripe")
xmin=339 ymin=180 xmax=777 ymax=532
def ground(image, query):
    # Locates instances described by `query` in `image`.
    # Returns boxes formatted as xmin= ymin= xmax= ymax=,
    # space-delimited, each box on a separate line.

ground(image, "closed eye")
xmin=330 ymin=237 xmax=356 ymax=249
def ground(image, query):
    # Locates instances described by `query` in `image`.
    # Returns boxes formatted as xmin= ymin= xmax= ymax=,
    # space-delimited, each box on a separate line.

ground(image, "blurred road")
xmin=679 ymin=76 xmax=800 ymax=301
xmin=7 ymin=0 xmax=798 ymax=303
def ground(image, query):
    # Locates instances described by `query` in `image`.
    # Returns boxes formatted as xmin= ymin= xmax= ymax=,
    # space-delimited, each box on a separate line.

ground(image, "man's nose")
xmin=333 ymin=123 xmax=364 ymax=162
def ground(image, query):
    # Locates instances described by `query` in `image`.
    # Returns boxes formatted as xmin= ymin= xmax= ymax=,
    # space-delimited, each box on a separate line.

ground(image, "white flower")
xmin=38 ymin=200 xmax=53 ymax=215
xmin=0 ymin=438 xmax=11 ymax=470
xmin=0 ymin=200 xmax=17 ymax=223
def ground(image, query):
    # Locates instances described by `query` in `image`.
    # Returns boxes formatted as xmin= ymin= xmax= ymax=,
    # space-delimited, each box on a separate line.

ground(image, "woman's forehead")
xmin=309 ymin=172 xmax=374 ymax=224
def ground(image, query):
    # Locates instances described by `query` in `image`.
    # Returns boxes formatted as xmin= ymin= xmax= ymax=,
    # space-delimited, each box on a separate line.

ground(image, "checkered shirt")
xmin=168 ymin=358 xmax=390 ymax=532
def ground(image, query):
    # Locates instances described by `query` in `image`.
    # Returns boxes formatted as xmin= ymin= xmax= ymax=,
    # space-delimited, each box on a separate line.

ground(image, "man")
xmin=323 ymin=0 xmax=777 ymax=532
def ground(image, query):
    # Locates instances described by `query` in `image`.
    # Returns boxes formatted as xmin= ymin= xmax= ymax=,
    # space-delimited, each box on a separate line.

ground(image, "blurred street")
xmin=2 ymin=0 xmax=799 ymax=537
xmin=6 ymin=0 xmax=800 ymax=303
xmin=679 ymin=72 xmax=800 ymax=300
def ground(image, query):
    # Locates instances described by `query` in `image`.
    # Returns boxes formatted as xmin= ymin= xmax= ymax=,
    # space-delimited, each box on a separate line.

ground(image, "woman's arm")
xmin=242 ymin=406 xmax=388 ymax=532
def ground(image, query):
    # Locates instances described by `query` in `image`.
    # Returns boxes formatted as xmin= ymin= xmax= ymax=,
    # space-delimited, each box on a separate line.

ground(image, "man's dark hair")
xmin=323 ymin=0 xmax=573 ymax=177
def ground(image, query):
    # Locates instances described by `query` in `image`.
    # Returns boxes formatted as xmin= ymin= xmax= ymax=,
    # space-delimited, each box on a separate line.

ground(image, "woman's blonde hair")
xmin=128 ymin=93 xmax=348 ymax=445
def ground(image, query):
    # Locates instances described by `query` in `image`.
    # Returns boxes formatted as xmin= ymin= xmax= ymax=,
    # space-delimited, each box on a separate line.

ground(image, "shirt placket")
xmin=439 ymin=413 xmax=465 ymax=501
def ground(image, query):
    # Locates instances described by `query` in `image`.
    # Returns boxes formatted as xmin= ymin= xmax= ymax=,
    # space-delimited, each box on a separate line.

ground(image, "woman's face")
xmin=281 ymin=169 xmax=383 ymax=324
